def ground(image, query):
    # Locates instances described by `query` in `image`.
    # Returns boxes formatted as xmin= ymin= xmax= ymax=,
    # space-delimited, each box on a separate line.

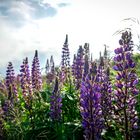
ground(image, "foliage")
xmin=0 ymin=32 xmax=140 ymax=140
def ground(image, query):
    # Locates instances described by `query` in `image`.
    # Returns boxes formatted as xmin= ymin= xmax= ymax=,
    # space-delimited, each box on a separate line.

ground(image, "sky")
xmin=0 ymin=0 xmax=140 ymax=76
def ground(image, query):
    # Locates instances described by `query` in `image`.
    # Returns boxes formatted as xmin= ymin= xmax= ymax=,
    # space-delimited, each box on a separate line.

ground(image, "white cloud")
xmin=0 ymin=0 xmax=140 ymax=75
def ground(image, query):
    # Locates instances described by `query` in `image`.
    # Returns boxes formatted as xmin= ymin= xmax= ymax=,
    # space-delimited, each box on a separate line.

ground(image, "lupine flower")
xmin=5 ymin=62 xmax=18 ymax=102
xmin=2 ymin=62 xmax=18 ymax=120
xmin=50 ymin=77 xmax=62 ymax=121
xmin=82 ymin=54 xmax=89 ymax=80
xmin=50 ymin=55 xmax=55 ymax=75
xmin=31 ymin=50 xmax=42 ymax=91
xmin=20 ymin=57 xmax=33 ymax=108
xmin=84 ymin=43 xmax=90 ymax=56
xmin=60 ymin=34 xmax=70 ymax=81
xmin=113 ymin=31 xmax=139 ymax=139
xmin=80 ymin=62 xmax=104 ymax=140
xmin=100 ymin=66 xmax=113 ymax=129
xmin=46 ymin=55 xmax=56 ymax=84
xmin=104 ymin=45 xmax=108 ymax=59
xmin=45 ymin=59 xmax=50 ymax=74
xmin=96 ymin=61 xmax=112 ymax=126
xmin=103 ymin=45 xmax=110 ymax=70
xmin=2 ymin=96 xmax=16 ymax=121
xmin=74 ymin=46 xmax=84 ymax=89
xmin=61 ymin=34 xmax=70 ymax=68
xmin=83 ymin=43 xmax=90 ymax=80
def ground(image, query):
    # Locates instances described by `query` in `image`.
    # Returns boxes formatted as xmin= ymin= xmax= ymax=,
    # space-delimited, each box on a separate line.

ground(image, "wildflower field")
xmin=1 ymin=31 xmax=140 ymax=140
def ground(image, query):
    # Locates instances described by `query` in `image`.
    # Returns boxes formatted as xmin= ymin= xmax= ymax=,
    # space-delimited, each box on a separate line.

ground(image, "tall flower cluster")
xmin=5 ymin=62 xmax=18 ymax=102
xmin=80 ymin=63 xmax=104 ymax=140
xmin=50 ymin=77 xmax=62 ymax=121
xmin=100 ymin=66 xmax=113 ymax=128
xmin=61 ymin=34 xmax=70 ymax=81
xmin=103 ymin=45 xmax=108 ymax=60
xmin=103 ymin=45 xmax=110 ymax=69
xmin=73 ymin=46 xmax=84 ymax=89
xmin=31 ymin=50 xmax=42 ymax=92
xmin=2 ymin=62 xmax=18 ymax=120
xmin=20 ymin=57 xmax=33 ymax=107
xmin=113 ymin=31 xmax=139 ymax=139
xmin=97 ymin=53 xmax=113 ymax=128
xmin=46 ymin=55 xmax=55 ymax=84
xmin=83 ymin=54 xmax=89 ymax=80
xmin=50 ymin=55 xmax=55 ymax=75
xmin=83 ymin=43 xmax=90 ymax=80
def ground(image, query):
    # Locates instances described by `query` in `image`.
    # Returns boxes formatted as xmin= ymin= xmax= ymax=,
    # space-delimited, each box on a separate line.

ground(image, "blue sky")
xmin=0 ymin=0 xmax=140 ymax=76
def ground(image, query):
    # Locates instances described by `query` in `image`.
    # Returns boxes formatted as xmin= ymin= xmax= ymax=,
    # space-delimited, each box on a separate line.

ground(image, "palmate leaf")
xmin=61 ymin=81 xmax=81 ymax=122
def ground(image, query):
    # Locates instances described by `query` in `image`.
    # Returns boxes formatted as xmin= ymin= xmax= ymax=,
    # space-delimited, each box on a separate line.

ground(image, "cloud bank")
xmin=0 ymin=0 xmax=140 ymax=77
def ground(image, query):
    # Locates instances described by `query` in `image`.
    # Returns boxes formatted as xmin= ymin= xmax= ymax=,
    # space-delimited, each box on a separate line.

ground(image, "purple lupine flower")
xmin=50 ymin=55 xmax=55 ymax=75
xmin=31 ymin=50 xmax=42 ymax=91
xmin=100 ymin=66 xmax=113 ymax=129
xmin=20 ymin=57 xmax=33 ymax=107
xmin=5 ymin=62 xmax=18 ymax=102
xmin=2 ymin=100 xmax=12 ymax=120
xmin=60 ymin=34 xmax=70 ymax=81
xmin=74 ymin=46 xmax=84 ymax=89
xmin=83 ymin=43 xmax=90 ymax=80
xmin=82 ymin=54 xmax=89 ymax=80
xmin=46 ymin=55 xmax=55 ymax=84
xmin=80 ymin=62 xmax=104 ymax=140
xmin=50 ymin=77 xmax=62 ymax=121
xmin=96 ymin=57 xmax=113 ymax=129
xmin=113 ymin=31 xmax=139 ymax=139
xmin=2 ymin=62 xmax=18 ymax=120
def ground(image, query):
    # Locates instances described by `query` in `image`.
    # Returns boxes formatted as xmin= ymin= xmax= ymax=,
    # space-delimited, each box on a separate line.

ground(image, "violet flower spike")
xmin=5 ymin=62 xmax=18 ymax=102
xmin=100 ymin=66 xmax=113 ymax=129
xmin=31 ymin=50 xmax=42 ymax=92
xmin=60 ymin=34 xmax=70 ymax=81
xmin=50 ymin=77 xmax=62 ymax=121
xmin=113 ymin=31 xmax=139 ymax=139
xmin=80 ymin=63 xmax=104 ymax=140
xmin=74 ymin=46 xmax=84 ymax=89
xmin=46 ymin=55 xmax=55 ymax=84
xmin=20 ymin=57 xmax=33 ymax=107
xmin=82 ymin=43 xmax=90 ymax=81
